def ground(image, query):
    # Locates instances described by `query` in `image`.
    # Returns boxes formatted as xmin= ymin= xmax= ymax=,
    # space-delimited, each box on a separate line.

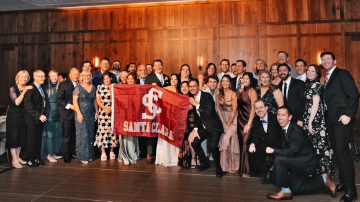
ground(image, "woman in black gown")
xmin=6 ymin=70 xmax=33 ymax=168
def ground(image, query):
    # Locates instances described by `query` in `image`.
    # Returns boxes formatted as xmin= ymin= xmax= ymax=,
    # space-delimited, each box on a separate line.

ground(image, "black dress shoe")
xmin=35 ymin=159 xmax=45 ymax=166
xmin=336 ymin=183 xmax=347 ymax=192
xmin=216 ymin=168 xmax=224 ymax=178
xmin=340 ymin=189 xmax=358 ymax=202
xmin=64 ymin=156 xmax=72 ymax=163
xmin=197 ymin=163 xmax=210 ymax=172
xmin=27 ymin=160 xmax=39 ymax=167
xmin=261 ymin=177 xmax=271 ymax=184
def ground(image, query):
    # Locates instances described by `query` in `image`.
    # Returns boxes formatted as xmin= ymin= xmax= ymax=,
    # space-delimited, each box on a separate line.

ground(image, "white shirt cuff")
xmin=65 ymin=104 xmax=71 ymax=109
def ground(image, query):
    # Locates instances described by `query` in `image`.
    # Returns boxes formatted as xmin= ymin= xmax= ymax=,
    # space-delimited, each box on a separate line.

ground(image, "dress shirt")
xmin=283 ymin=122 xmax=290 ymax=134
xmin=217 ymin=72 xmax=235 ymax=81
xmin=154 ymin=72 xmax=164 ymax=86
xmin=34 ymin=83 xmax=45 ymax=100
xmin=260 ymin=113 xmax=268 ymax=133
xmin=111 ymin=70 xmax=120 ymax=83
xmin=326 ymin=66 xmax=337 ymax=81
xmin=139 ymin=78 xmax=146 ymax=85
xmin=296 ymin=73 xmax=306 ymax=82
xmin=236 ymin=75 xmax=243 ymax=90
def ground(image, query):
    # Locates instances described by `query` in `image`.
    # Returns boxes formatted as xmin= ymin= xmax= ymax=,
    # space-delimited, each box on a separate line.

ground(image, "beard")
xmin=113 ymin=65 xmax=120 ymax=70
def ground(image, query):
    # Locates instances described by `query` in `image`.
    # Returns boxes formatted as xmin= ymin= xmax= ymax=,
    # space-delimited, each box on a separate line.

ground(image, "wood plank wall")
xmin=0 ymin=0 xmax=360 ymax=115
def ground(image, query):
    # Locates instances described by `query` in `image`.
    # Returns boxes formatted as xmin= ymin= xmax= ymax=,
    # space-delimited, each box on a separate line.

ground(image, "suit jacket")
xmin=274 ymin=122 xmax=313 ymax=158
xmin=56 ymin=79 xmax=76 ymax=121
xmin=193 ymin=91 xmax=223 ymax=134
xmin=278 ymin=78 xmax=305 ymax=122
xmin=92 ymin=71 xmax=117 ymax=87
xmin=231 ymin=77 xmax=239 ymax=91
xmin=250 ymin=113 xmax=283 ymax=149
xmin=24 ymin=83 xmax=46 ymax=125
xmin=145 ymin=73 xmax=170 ymax=87
xmin=324 ymin=67 xmax=359 ymax=124
xmin=136 ymin=77 xmax=147 ymax=85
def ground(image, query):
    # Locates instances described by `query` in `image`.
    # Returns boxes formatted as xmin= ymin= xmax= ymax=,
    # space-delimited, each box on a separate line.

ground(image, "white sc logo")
xmin=142 ymin=88 xmax=163 ymax=120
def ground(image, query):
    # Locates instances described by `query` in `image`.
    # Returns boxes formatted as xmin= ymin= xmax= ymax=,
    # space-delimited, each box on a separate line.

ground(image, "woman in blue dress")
xmin=73 ymin=71 xmax=98 ymax=164
xmin=41 ymin=70 xmax=62 ymax=162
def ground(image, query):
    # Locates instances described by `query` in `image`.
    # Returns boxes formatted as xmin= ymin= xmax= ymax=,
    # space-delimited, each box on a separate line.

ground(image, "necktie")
xmin=38 ymin=86 xmax=45 ymax=100
xmin=159 ymin=75 xmax=164 ymax=86
xmin=283 ymin=82 xmax=288 ymax=101
xmin=236 ymin=76 xmax=242 ymax=90
xmin=324 ymin=73 xmax=330 ymax=88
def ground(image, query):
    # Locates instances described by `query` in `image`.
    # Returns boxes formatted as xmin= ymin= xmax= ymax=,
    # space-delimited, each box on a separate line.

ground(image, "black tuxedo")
xmin=249 ymin=113 xmax=282 ymax=176
xmin=24 ymin=83 xmax=46 ymax=161
xmin=56 ymin=79 xmax=76 ymax=158
xmin=144 ymin=72 xmax=170 ymax=156
xmin=324 ymin=67 xmax=359 ymax=192
xmin=145 ymin=72 xmax=170 ymax=87
xmin=191 ymin=91 xmax=223 ymax=171
xmin=273 ymin=122 xmax=327 ymax=194
xmin=278 ymin=78 xmax=305 ymax=122
xmin=231 ymin=76 xmax=239 ymax=91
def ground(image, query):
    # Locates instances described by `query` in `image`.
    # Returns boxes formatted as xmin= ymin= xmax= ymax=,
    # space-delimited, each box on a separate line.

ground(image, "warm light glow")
xmin=317 ymin=52 xmax=322 ymax=65
xmin=94 ymin=57 xmax=100 ymax=67
xmin=198 ymin=55 xmax=203 ymax=67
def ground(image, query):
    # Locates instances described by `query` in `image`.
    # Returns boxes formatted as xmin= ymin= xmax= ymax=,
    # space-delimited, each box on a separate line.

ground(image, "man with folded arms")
xmin=266 ymin=106 xmax=335 ymax=200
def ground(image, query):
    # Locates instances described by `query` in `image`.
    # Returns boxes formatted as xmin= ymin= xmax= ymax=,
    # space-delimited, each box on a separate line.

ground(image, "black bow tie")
xmin=260 ymin=119 xmax=267 ymax=123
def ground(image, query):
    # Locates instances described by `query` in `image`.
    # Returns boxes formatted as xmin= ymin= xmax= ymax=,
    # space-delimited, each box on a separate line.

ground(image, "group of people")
xmin=5 ymin=51 xmax=359 ymax=202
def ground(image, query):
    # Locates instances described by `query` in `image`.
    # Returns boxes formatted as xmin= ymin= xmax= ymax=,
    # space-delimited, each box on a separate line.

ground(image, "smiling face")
xmin=100 ymin=60 xmax=110 ymax=72
xmin=181 ymin=65 xmax=190 ymax=78
xmin=34 ymin=71 xmax=46 ymax=85
xmin=277 ymin=52 xmax=288 ymax=64
xmin=242 ymin=74 xmax=251 ymax=88
xmin=170 ymin=75 xmax=178 ymax=86
xmin=82 ymin=62 xmax=92 ymax=72
xmin=103 ymin=75 xmax=111 ymax=86
xmin=137 ymin=65 xmax=147 ymax=79
xmin=126 ymin=74 xmax=135 ymax=84
xmin=220 ymin=61 xmax=229 ymax=73
xmin=277 ymin=108 xmax=292 ymax=128
xmin=207 ymin=65 xmax=215 ymax=76
xmin=255 ymin=101 xmax=268 ymax=118
xmin=278 ymin=66 xmax=290 ymax=81
xmin=189 ymin=80 xmax=200 ymax=96
xmin=231 ymin=65 xmax=238 ymax=76
xmin=221 ymin=76 xmax=230 ymax=89
xmin=146 ymin=65 xmax=153 ymax=74
xmin=259 ymin=72 xmax=271 ymax=87
xmin=256 ymin=60 xmax=265 ymax=71
xmin=306 ymin=65 xmax=318 ymax=81
xmin=49 ymin=71 xmax=58 ymax=84
xmin=271 ymin=65 xmax=279 ymax=77
xmin=17 ymin=72 xmax=29 ymax=85
xmin=295 ymin=61 xmax=306 ymax=75
xmin=120 ymin=74 xmax=127 ymax=84
xmin=181 ymin=82 xmax=189 ymax=95
xmin=81 ymin=72 xmax=92 ymax=84
xmin=129 ymin=64 xmax=136 ymax=73
xmin=236 ymin=62 xmax=246 ymax=75
xmin=321 ymin=54 xmax=336 ymax=71
xmin=154 ymin=61 xmax=163 ymax=74
xmin=69 ymin=69 xmax=80 ymax=82
xmin=207 ymin=78 xmax=218 ymax=91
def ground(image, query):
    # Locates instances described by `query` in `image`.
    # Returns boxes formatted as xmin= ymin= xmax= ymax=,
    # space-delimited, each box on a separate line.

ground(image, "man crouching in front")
xmin=265 ymin=106 xmax=335 ymax=200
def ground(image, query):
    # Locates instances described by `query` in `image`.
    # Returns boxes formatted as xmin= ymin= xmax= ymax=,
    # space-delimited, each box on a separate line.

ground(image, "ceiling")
xmin=0 ymin=0 xmax=196 ymax=11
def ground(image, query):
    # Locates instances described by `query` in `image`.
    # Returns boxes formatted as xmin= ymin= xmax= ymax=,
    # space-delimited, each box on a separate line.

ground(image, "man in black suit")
xmin=145 ymin=59 xmax=170 ymax=87
xmin=188 ymin=78 xmax=224 ymax=177
xmin=321 ymin=51 xmax=359 ymax=202
xmin=278 ymin=63 xmax=305 ymax=123
xmin=231 ymin=60 xmax=247 ymax=91
xmin=144 ymin=59 xmax=170 ymax=164
xmin=56 ymin=68 xmax=80 ymax=163
xmin=92 ymin=57 xmax=117 ymax=87
xmin=24 ymin=70 xmax=47 ymax=167
xmin=266 ymin=106 xmax=335 ymax=200
xmin=248 ymin=99 xmax=282 ymax=184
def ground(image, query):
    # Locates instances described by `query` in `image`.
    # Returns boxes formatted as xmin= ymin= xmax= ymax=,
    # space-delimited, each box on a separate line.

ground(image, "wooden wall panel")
xmin=1 ymin=0 xmax=360 ymax=107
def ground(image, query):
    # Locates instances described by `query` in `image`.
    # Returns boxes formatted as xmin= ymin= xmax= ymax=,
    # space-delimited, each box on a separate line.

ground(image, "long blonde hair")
xmin=47 ymin=70 xmax=59 ymax=96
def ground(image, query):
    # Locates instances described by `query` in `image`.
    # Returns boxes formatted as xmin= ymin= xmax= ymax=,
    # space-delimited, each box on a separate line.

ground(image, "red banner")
xmin=112 ymin=84 xmax=190 ymax=148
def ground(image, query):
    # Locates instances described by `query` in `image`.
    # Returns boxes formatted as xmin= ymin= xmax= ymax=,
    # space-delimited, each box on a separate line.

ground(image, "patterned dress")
xmin=94 ymin=84 xmax=118 ymax=148
xmin=256 ymin=85 xmax=279 ymax=115
xmin=74 ymin=84 xmax=96 ymax=161
xmin=301 ymin=82 xmax=335 ymax=177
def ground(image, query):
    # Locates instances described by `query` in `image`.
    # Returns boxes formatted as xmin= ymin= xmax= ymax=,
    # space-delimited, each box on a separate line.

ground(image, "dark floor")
xmin=0 ymin=156 xmax=359 ymax=202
